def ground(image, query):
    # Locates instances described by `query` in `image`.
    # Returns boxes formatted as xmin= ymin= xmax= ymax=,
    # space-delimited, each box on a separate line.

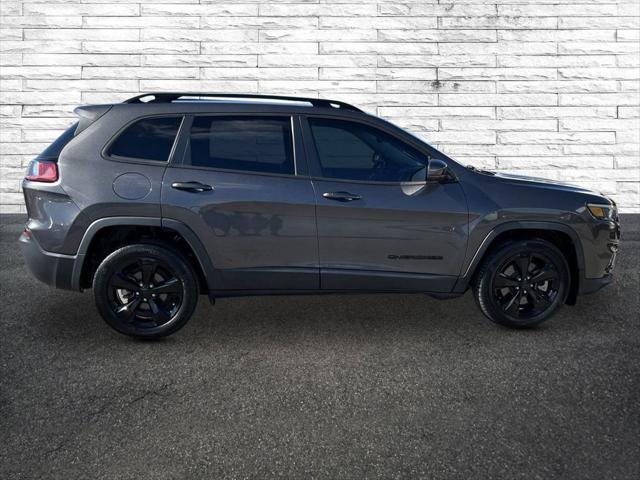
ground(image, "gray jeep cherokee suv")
xmin=19 ymin=93 xmax=620 ymax=338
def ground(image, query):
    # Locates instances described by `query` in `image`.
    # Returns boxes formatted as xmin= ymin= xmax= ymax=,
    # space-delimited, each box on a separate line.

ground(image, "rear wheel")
xmin=93 ymin=244 xmax=199 ymax=339
xmin=473 ymin=239 xmax=569 ymax=328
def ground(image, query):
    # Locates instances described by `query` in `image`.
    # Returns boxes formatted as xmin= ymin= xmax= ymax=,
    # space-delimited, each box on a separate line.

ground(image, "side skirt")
xmin=208 ymin=289 xmax=464 ymax=299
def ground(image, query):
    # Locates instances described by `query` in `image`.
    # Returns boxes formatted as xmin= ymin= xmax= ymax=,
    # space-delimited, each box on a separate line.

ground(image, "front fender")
xmin=452 ymin=220 xmax=585 ymax=293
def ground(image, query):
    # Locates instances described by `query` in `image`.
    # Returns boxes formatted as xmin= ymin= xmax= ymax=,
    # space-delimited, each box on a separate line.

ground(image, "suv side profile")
xmin=20 ymin=93 xmax=620 ymax=339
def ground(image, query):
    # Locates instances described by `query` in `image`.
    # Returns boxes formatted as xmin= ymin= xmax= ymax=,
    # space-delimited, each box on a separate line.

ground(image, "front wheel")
xmin=473 ymin=239 xmax=570 ymax=328
xmin=93 ymin=244 xmax=199 ymax=339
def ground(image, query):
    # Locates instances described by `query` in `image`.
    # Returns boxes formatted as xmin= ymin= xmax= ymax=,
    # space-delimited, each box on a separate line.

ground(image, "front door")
xmin=303 ymin=116 xmax=468 ymax=293
xmin=162 ymin=114 xmax=318 ymax=291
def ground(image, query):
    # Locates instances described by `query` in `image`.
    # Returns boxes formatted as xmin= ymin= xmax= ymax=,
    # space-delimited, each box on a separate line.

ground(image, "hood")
xmin=489 ymin=171 xmax=608 ymax=198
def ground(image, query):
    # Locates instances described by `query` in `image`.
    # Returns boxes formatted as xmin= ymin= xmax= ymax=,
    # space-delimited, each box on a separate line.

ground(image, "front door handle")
xmin=171 ymin=181 xmax=213 ymax=193
xmin=322 ymin=191 xmax=362 ymax=202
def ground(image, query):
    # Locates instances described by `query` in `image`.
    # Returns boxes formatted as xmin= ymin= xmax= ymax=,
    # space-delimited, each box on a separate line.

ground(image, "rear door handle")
xmin=322 ymin=191 xmax=362 ymax=202
xmin=171 ymin=181 xmax=213 ymax=193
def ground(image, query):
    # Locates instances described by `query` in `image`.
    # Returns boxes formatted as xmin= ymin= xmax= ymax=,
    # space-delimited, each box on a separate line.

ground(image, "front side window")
xmin=186 ymin=116 xmax=294 ymax=175
xmin=308 ymin=117 xmax=428 ymax=182
xmin=108 ymin=116 xmax=182 ymax=161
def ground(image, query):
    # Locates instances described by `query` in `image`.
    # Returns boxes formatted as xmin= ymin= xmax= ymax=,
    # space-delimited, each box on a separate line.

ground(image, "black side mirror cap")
xmin=427 ymin=159 xmax=455 ymax=182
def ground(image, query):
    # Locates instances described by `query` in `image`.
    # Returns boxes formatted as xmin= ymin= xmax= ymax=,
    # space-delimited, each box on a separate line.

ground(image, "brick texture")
xmin=1 ymin=0 xmax=639 ymax=213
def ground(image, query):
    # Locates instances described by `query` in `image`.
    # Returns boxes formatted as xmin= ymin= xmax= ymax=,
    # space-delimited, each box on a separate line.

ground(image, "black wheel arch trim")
xmin=70 ymin=216 xmax=218 ymax=291
xmin=161 ymin=218 xmax=221 ymax=289
xmin=70 ymin=218 xmax=587 ymax=296
xmin=453 ymin=221 xmax=585 ymax=294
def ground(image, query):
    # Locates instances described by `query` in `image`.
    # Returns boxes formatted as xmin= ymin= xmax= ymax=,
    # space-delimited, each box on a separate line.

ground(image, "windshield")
xmin=374 ymin=116 xmax=449 ymax=159
xmin=36 ymin=122 xmax=78 ymax=161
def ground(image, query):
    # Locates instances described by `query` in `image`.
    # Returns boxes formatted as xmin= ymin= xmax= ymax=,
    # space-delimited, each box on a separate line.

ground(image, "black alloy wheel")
xmin=473 ymin=239 xmax=569 ymax=328
xmin=492 ymin=251 xmax=560 ymax=320
xmin=108 ymin=257 xmax=183 ymax=327
xmin=93 ymin=244 xmax=199 ymax=339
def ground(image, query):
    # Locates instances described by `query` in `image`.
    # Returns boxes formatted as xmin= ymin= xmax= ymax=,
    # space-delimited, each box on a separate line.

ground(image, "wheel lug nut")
xmin=139 ymin=283 xmax=143 ymax=287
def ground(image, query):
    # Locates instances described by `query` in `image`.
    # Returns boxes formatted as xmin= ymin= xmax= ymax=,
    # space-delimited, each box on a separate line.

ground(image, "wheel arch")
xmin=454 ymin=221 xmax=584 ymax=304
xmin=71 ymin=217 xmax=218 ymax=292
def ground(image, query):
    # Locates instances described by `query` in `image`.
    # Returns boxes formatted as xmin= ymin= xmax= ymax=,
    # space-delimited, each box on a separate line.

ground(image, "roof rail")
xmin=123 ymin=92 xmax=362 ymax=112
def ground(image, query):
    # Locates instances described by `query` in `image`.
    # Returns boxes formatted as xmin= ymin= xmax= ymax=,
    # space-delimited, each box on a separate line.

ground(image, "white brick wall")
xmin=1 ymin=0 xmax=639 ymax=213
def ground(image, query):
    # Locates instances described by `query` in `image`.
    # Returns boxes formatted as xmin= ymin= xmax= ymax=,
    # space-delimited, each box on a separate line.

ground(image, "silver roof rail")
xmin=123 ymin=92 xmax=362 ymax=112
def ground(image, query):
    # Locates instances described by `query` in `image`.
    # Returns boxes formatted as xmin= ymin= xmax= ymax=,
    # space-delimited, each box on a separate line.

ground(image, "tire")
xmin=473 ymin=239 xmax=569 ymax=329
xmin=93 ymin=244 xmax=199 ymax=339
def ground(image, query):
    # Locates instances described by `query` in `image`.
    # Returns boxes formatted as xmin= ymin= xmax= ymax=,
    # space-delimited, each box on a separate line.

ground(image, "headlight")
xmin=587 ymin=203 xmax=616 ymax=220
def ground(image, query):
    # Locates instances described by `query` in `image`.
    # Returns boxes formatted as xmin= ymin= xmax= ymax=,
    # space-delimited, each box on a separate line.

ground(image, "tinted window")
xmin=187 ymin=116 xmax=294 ymax=175
xmin=109 ymin=116 xmax=182 ymax=161
xmin=308 ymin=118 xmax=428 ymax=182
xmin=37 ymin=122 xmax=78 ymax=161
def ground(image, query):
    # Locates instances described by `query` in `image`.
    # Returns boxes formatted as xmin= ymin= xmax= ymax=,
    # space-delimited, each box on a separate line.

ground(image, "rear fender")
xmin=70 ymin=216 xmax=218 ymax=291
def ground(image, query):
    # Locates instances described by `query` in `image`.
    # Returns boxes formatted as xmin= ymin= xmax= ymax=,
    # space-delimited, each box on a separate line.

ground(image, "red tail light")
xmin=25 ymin=160 xmax=58 ymax=182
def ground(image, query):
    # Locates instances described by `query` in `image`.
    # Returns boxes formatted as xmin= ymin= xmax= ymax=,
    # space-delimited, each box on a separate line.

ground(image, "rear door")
xmin=162 ymin=113 xmax=319 ymax=292
xmin=302 ymin=115 xmax=468 ymax=293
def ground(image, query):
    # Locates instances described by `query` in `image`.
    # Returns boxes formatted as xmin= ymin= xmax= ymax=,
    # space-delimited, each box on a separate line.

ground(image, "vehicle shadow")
xmin=8 ymin=231 xmax=636 ymax=351
xmin=28 ymin=277 xmax=624 ymax=350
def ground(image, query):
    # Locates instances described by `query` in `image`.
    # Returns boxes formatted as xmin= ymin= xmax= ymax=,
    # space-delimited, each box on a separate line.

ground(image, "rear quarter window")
xmin=36 ymin=122 xmax=79 ymax=161
xmin=108 ymin=116 xmax=182 ymax=162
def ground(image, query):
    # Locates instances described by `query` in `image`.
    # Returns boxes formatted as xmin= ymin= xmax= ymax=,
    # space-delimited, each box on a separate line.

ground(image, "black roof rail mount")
xmin=123 ymin=92 xmax=362 ymax=112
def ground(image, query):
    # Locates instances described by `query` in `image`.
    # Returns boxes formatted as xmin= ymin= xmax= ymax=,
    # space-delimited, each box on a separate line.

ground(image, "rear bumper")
xmin=19 ymin=229 xmax=77 ymax=290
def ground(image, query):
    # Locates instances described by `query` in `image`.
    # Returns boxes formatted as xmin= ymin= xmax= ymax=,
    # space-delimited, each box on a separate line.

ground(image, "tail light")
xmin=25 ymin=159 xmax=58 ymax=182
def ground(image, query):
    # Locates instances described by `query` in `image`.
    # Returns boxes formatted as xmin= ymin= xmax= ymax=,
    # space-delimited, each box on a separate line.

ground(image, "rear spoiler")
xmin=73 ymin=104 xmax=112 ymax=135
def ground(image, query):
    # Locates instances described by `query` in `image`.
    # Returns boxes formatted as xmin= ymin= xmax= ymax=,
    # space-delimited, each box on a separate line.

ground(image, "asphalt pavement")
xmin=1 ymin=214 xmax=638 ymax=479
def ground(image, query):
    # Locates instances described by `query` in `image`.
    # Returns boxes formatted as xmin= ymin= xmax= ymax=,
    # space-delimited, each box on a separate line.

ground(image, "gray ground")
xmin=1 ymin=215 xmax=638 ymax=480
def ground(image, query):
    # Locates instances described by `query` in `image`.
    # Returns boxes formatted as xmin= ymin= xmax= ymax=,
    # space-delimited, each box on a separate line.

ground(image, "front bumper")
xmin=579 ymin=273 xmax=613 ymax=295
xmin=578 ymin=217 xmax=619 ymax=296
xmin=19 ymin=229 xmax=77 ymax=290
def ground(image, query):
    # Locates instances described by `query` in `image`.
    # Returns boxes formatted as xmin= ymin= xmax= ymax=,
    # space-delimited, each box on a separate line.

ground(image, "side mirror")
xmin=427 ymin=159 xmax=451 ymax=182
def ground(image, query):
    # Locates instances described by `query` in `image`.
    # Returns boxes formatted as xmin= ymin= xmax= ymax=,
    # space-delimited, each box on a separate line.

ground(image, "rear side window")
xmin=37 ymin=122 xmax=78 ymax=161
xmin=108 ymin=116 xmax=182 ymax=162
xmin=186 ymin=116 xmax=294 ymax=175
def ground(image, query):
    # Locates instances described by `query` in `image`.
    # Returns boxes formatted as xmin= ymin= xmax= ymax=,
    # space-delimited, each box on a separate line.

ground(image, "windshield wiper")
xmin=466 ymin=164 xmax=495 ymax=175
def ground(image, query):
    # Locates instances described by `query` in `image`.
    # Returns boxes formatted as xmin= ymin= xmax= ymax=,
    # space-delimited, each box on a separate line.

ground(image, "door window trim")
xmin=301 ymin=114 xmax=442 ymax=186
xmin=169 ymin=112 xmax=308 ymax=179
xmin=101 ymin=114 xmax=186 ymax=166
